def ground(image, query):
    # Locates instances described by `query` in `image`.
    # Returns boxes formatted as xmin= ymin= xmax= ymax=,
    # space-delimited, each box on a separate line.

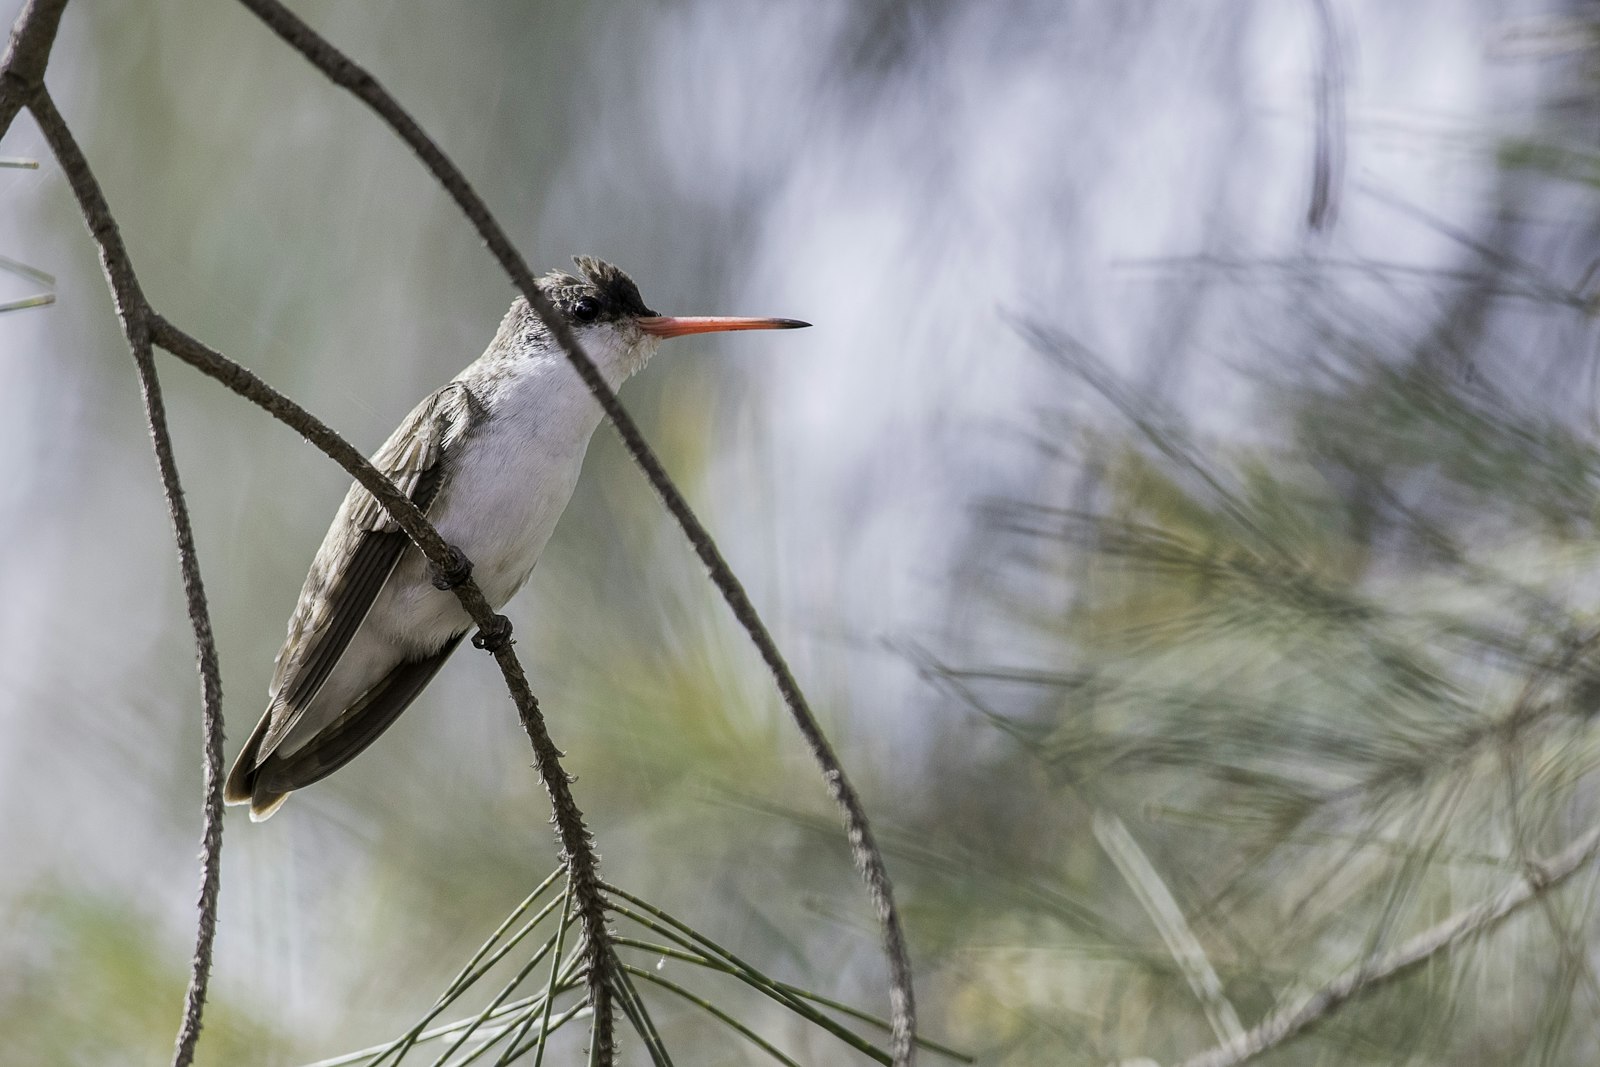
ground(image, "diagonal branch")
xmin=27 ymin=81 xmax=617 ymax=1060
xmin=27 ymin=86 xmax=225 ymax=1067
xmin=10 ymin=0 xmax=914 ymax=1057
xmin=1173 ymin=822 xmax=1600 ymax=1067
xmin=0 ymin=0 xmax=67 ymax=135
xmin=149 ymin=318 xmax=618 ymax=1062
xmin=1093 ymin=811 xmax=1245 ymax=1047
xmin=232 ymin=0 xmax=916 ymax=1058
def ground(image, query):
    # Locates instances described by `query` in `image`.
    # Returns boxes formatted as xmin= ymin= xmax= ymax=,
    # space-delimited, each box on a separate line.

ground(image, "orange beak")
xmin=636 ymin=315 xmax=811 ymax=338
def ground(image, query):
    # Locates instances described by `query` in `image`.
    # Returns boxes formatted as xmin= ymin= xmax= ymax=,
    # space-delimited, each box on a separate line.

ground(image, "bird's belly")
xmin=368 ymin=433 xmax=590 ymax=654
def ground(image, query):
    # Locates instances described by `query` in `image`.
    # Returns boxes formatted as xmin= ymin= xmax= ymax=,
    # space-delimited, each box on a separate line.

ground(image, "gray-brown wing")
xmin=254 ymin=381 xmax=478 ymax=757
xmin=251 ymin=632 xmax=467 ymax=806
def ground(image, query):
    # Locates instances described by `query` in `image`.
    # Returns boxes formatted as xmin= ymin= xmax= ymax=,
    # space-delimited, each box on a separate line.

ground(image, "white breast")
xmin=370 ymin=354 xmax=608 ymax=653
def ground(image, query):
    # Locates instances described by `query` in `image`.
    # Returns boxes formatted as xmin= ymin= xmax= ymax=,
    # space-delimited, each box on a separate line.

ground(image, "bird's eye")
xmin=571 ymin=297 xmax=601 ymax=324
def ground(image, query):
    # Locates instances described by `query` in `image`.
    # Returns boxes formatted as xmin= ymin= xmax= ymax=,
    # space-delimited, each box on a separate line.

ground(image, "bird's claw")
xmin=472 ymin=614 xmax=513 ymax=652
xmin=430 ymin=545 xmax=473 ymax=590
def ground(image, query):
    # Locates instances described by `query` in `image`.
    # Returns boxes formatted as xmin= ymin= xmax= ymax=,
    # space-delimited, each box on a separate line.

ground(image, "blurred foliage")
xmin=1501 ymin=138 xmax=1600 ymax=191
xmin=907 ymin=296 xmax=1600 ymax=1060
xmin=0 ymin=885 xmax=283 ymax=1065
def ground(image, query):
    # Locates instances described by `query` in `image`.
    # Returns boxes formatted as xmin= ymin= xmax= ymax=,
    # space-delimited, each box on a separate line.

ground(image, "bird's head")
xmin=535 ymin=256 xmax=809 ymax=385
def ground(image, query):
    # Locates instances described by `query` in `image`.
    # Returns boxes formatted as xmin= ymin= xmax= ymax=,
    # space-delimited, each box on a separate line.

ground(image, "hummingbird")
xmin=224 ymin=257 xmax=808 ymax=820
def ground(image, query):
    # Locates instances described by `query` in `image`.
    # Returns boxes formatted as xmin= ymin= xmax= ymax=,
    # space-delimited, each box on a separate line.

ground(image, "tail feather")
xmin=224 ymin=634 xmax=466 ymax=822
xmin=248 ymin=789 xmax=291 ymax=822
xmin=224 ymin=710 xmax=290 ymax=820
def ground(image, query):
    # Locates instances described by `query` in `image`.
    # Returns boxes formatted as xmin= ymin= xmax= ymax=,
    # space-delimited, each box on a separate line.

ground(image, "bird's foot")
xmin=430 ymin=545 xmax=474 ymax=590
xmin=472 ymin=614 xmax=514 ymax=652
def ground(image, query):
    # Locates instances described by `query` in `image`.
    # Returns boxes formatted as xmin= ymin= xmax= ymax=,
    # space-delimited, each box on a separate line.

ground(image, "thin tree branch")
xmin=27 ymin=86 xmax=225 ymax=1067
xmin=132 ymin=339 xmax=227 ymax=1067
xmin=15 ymin=0 xmax=914 ymax=1056
xmin=232 ymin=0 xmax=916 ymax=1058
xmin=27 ymin=78 xmax=620 ymax=1061
xmin=0 ymin=0 xmax=67 ymax=135
xmin=1172 ymin=822 xmax=1600 ymax=1067
xmin=150 ymin=322 xmax=619 ymax=1062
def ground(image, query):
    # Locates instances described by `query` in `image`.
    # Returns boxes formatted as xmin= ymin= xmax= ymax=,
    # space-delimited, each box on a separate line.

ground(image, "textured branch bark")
xmin=11 ymin=0 xmax=915 ymax=1058
xmin=146 ymin=322 xmax=618 ymax=1061
xmin=129 ymin=339 xmax=227 ymax=1067
xmin=0 ymin=0 xmax=67 ymax=134
xmin=27 ymin=74 xmax=615 ymax=1063
xmin=1173 ymin=823 xmax=1600 ymax=1067
xmin=28 ymin=86 xmax=225 ymax=1067
xmin=232 ymin=2 xmax=916 ymax=1057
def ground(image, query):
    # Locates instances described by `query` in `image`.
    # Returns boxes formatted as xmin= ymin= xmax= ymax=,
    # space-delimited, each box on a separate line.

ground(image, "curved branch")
xmin=130 ymin=336 xmax=227 ymax=1067
xmin=144 ymin=322 xmax=617 ymax=1061
xmin=0 ymin=0 xmax=68 ymax=135
xmin=1174 ymin=823 xmax=1600 ymax=1067
xmin=232 ymin=2 xmax=916 ymax=1056
xmin=30 ymin=83 xmax=618 ymax=1060
xmin=27 ymin=87 xmax=226 ymax=1067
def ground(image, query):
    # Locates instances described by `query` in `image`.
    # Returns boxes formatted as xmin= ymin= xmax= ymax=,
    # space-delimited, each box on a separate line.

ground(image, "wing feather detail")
xmin=254 ymin=634 xmax=467 ymax=802
xmin=255 ymin=381 xmax=478 ymax=759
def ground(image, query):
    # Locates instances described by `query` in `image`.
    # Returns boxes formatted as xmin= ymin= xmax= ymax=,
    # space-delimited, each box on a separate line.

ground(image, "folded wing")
xmin=225 ymin=382 xmax=479 ymax=818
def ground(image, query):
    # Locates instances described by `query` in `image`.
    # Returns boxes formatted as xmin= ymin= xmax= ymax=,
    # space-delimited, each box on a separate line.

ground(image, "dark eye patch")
xmin=535 ymin=259 xmax=658 ymax=327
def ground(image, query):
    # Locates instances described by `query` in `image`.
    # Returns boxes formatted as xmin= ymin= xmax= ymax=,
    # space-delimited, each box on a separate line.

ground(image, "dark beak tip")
xmin=781 ymin=319 xmax=812 ymax=330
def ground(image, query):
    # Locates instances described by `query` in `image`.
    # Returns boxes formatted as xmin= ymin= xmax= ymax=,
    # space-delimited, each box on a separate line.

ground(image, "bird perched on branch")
xmin=224 ymin=257 xmax=808 ymax=819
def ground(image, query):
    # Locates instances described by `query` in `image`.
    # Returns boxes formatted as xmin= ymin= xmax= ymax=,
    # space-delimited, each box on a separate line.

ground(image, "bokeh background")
xmin=6 ymin=0 xmax=1600 ymax=1063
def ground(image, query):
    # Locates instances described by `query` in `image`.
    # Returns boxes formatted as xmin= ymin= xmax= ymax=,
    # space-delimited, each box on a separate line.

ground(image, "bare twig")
xmin=1173 ymin=823 xmax=1600 ymax=1067
xmin=26 ymin=67 xmax=615 ymax=1062
xmin=27 ymin=86 xmax=226 ymax=1067
xmin=130 ymin=339 xmax=227 ymax=1067
xmin=147 ymin=318 xmax=617 ymax=1062
xmin=11 ymin=0 xmax=914 ymax=1057
xmin=0 ymin=0 xmax=67 ymax=134
xmin=233 ymin=0 xmax=915 ymax=1058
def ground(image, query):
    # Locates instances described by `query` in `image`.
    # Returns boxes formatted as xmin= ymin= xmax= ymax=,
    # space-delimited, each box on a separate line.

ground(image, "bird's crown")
xmin=537 ymin=256 xmax=657 ymax=322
